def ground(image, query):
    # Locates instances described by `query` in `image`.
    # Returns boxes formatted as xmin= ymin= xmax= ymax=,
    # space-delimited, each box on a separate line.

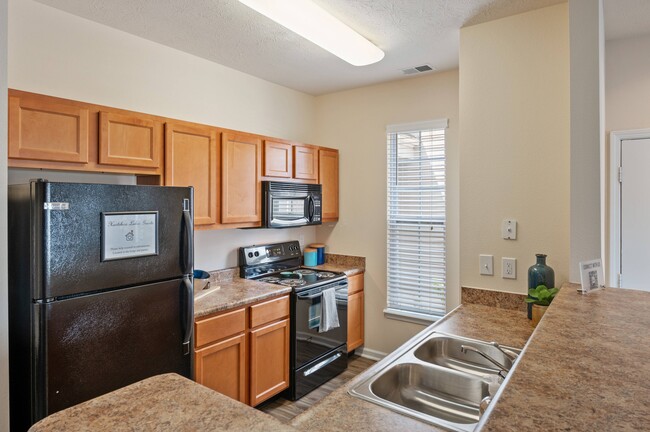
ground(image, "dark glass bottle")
xmin=527 ymin=254 xmax=555 ymax=319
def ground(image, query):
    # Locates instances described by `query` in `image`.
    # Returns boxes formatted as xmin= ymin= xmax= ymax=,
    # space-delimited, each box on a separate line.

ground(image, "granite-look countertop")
xmin=305 ymin=252 xmax=366 ymax=276
xmin=28 ymin=373 xmax=295 ymax=432
xmin=304 ymin=263 xmax=364 ymax=277
xmin=290 ymin=303 xmax=534 ymax=431
xmin=194 ymin=277 xmax=291 ymax=319
xmin=477 ymin=283 xmax=650 ymax=431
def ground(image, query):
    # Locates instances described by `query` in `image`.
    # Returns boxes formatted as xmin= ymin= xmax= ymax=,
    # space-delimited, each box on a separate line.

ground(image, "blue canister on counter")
xmin=304 ymin=248 xmax=318 ymax=267
xmin=309 ymin=243 xmax=326 ymax=265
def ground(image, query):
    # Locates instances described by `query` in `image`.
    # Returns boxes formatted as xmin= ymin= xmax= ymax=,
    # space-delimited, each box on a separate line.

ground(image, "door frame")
xmin=609 ymin=128 xmax=650 ymax=287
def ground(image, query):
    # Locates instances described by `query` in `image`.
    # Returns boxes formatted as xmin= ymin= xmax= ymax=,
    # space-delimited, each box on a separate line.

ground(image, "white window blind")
xmin=386 ymin=120 xmax=447 ymax=320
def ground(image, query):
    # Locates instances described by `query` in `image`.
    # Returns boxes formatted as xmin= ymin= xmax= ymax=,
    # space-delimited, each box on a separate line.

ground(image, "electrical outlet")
xmin=502 ymin=257 xmax=516 ymax=279
xmin=480 ymin=255 xmax=494 ymax=276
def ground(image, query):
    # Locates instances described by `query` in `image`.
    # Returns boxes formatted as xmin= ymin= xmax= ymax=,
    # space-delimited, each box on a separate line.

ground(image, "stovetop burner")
xmin=316 ymin=271 xmax=336 ymax=279
xmin=294 ymin=269 xmax=316 ymax=275
xmin=278 ymin=279 xmax=307 ymax=288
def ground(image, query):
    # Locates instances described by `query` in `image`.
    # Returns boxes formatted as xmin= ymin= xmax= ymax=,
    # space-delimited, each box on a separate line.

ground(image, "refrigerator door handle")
xmin=182 ymin=202 xmax=194 ymax=274
xmin=182 ymin=276 xmax=193 ymax=355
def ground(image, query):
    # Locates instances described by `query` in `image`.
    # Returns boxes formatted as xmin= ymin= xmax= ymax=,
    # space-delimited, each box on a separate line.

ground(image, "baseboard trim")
xmin=355 ymin=347 xmax=387 ymax=361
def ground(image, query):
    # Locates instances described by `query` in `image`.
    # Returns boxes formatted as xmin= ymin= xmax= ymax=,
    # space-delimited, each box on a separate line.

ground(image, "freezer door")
xmin=32 ymin=278 xmax=192 ymax=421
xmin=37 ymin=182 xmax=193 ymax=299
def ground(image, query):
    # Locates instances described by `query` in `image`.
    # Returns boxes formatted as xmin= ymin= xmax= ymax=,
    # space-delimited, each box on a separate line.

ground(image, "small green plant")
xmin=525 ymin=285 xmax=559 ymax=306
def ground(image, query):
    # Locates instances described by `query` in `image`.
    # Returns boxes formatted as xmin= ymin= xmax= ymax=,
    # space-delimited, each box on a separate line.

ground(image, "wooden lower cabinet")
xmin=194 ymin=294 xmax=290 ymax=406
xmin=249 ymin=319 xmax=290 ymax=406
xmin=347 ymin=273 xmax=365 ymax=352
xmin=195 ymin=333 xmax=247 ymax=403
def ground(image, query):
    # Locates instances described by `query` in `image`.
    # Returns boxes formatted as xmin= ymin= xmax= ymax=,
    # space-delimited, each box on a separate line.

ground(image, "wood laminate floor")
xmin=258 ymin=355 xmax=376 ymax=423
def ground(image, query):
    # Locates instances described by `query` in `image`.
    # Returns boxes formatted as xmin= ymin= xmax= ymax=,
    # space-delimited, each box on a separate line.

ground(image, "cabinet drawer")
xmin=195 ymin=307 xmax=246 ymax=348
xmin=250 ymin=295 xmax=289 ymax=329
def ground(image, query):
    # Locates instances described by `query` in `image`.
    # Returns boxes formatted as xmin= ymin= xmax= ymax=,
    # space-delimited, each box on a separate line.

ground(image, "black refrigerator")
xmin=8 ymin=180 xmax=195 ymax=431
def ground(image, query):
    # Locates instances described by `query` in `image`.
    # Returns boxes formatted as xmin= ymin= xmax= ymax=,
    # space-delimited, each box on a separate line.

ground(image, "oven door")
xmin=294 ymin=280 xmax=348 ymax=369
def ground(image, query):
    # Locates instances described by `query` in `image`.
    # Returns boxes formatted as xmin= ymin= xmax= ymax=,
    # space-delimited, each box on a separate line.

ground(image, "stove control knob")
xmin=254 ymin=251 xmax=260 ymax=257
xmin=248 ymin=252 xmax=254 ymax=258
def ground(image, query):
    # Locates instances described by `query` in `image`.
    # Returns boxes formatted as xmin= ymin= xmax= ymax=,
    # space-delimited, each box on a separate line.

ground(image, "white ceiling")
xmin=604 ymin=0 xmax=650 ymax=41
xmin=33 ymin=0 xmax=650 ymax=95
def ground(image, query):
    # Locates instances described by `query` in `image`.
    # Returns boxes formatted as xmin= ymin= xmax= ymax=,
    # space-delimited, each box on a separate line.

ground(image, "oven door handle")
xmin=297 ymin=291 xmax=322 ymax=300
xmin=303 ymin=351 xmax=343 ymax=377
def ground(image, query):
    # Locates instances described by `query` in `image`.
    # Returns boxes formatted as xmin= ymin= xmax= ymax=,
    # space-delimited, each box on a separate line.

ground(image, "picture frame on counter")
xmin=578 ymin=258 xmax=605 ymax=294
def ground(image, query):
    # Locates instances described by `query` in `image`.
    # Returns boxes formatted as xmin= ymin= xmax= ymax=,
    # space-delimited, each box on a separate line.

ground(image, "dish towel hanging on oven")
xmin=319 ymin=288 xmax=340 ymax=333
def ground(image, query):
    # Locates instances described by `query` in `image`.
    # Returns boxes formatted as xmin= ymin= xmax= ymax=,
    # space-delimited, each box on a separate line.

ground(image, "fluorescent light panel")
xmin=238 ymin=0 xmax=384 ymax=66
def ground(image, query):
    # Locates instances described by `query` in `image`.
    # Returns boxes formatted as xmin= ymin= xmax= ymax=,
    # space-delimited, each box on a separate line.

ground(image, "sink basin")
xmin=349 ymin=332 xmax=521 ymax=431
xmin=370 ymin=363 xmax=489 ymax=425
xmin=413 ymin=334 xmax=516 ymax=377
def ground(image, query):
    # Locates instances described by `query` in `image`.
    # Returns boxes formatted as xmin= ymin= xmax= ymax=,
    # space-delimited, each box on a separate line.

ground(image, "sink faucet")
xmin=489 ymin=341 xmax=518 ymax=361
xmin=460 ymin=345 xmax=511 ymax=378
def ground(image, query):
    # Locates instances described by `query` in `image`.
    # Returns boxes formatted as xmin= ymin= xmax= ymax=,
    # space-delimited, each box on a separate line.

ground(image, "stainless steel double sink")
xmin=349 ymin=332 xmax=521 ymax=431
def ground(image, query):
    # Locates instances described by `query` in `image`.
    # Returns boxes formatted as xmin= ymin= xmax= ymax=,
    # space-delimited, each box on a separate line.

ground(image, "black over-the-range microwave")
xmin=262 ymin=181 xmax=322 ymax=228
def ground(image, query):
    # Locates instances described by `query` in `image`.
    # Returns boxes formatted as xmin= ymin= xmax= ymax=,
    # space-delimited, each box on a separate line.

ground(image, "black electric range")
xmin=239 ymin=241 xmax=348 ymax=400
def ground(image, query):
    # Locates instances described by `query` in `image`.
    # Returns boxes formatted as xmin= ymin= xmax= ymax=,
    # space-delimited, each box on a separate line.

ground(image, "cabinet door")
xmin=294 ymin=145 xmax=319 ymax=181
xmin=222 ymin=133 xmax=262 ymax=224
xmin=195 ymin=333 xmax=247 ymax=404
xmin=8 ymin=95 xmax=89 ymax=163
xmin=263 ymin=140 xmax=292 ymax=178
xmin=348 ymin=291 xmax=364 ymax=352
xmin=347 ymin=273 xmax=364 ymax=352
xmin=99 ymin=111 xmax=163 ymax=168
xmin=319 ymin=149 xmax=339 ymax=221
xmin=165 ymin=123 xmax=219 ymax=226
xmin=249 ymin=319 xmax=290 ymax=406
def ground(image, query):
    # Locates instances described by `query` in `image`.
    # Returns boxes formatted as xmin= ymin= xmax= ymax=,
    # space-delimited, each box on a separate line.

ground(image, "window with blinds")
xmin=386 ymin=119 xmax=448 ymax=321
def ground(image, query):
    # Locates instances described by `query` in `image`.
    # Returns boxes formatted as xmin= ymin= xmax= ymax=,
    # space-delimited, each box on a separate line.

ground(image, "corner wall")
xmin=605 ymin=33 xmax=650 ymax=132
xmin=459 ymin=4 xmax=570 ymax=294
xmin=0 ymin=0 xmax=9 ymax=428
xmin=313 ymin=71 xmax=460 ymax=354
xmin=8 ymin=0 xmax=319 ymax=271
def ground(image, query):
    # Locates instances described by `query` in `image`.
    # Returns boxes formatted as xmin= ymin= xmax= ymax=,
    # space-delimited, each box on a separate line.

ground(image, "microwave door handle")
xmin=308 ymin=196 xmax=315 ymax=221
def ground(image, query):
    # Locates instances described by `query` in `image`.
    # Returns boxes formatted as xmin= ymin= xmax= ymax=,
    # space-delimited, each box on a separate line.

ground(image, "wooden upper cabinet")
xmin=165 ymin=122 xmax=219 ymax=226
xmin=222 ymin=133 xmax=262 ymax=224
xmin=319 ymin=148 xmax=339 ymax=222
xmin=99 ymin=111 xmax=162 ymax=168
xmin=8 ymin=94 xmax=89 ymax=164
xmin=294 ymin=145 xmax=319 ymax=181
xmin=263 ymin=140 xmax=292 ymax=178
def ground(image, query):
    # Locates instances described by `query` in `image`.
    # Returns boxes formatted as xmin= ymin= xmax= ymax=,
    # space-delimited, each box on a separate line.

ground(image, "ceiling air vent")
xmin=401 ymin=64 xmax=435 ymax=75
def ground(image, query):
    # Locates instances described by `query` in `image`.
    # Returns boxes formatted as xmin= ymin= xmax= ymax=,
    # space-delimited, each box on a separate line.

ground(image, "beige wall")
xmin=8 ymin=0 xmax=318 ymax=271
xmin=314 ymin=71 xmax=460 ymax=355
xmin=459 ymin=4 xmax=570 ymax=294
xmin=606 ymin=33 xmax=650 ymax=132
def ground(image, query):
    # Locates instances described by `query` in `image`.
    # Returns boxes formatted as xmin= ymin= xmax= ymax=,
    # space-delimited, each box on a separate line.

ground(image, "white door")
xmin=620 ymin=138 xmax=650 ymax=291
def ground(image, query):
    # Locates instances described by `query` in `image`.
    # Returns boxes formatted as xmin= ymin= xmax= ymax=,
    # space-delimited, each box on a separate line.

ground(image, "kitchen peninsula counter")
xmin=28 ymin=373 xmax=295 ymax=432
xmin=290 ymin=303 xmax=533 ymax=431
xmin=477 ymin=283 xmax=650 ymax=431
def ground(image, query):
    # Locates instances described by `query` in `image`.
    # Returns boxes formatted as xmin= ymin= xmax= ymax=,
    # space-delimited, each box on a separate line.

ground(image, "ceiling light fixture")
xmin=238 ymin=0 xmax=385 ymax=66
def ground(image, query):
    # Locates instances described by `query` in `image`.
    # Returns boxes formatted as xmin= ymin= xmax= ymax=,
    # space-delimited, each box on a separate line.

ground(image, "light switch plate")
xmin=502 ymin=219 xmax=517 ymax=240
xmin=502 ymin=257 xmax=516 ymax=279
xmin=480 ymin=254 xmax=494 ymax=276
